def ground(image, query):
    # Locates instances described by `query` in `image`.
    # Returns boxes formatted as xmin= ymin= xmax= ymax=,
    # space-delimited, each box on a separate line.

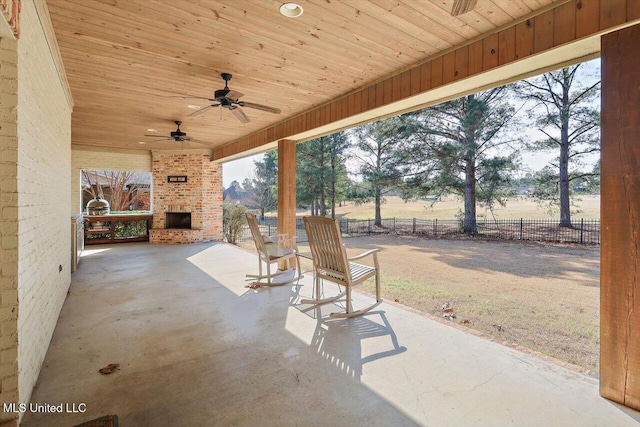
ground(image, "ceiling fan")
xmin=178 ymin=73 xmax=281 ymax=123
xmin=144 ymin=120 xmax=214 ymax=146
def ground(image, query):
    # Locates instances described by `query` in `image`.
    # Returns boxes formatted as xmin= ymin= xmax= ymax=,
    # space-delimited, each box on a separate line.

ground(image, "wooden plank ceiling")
xmin=47 ymin=0 xmax=557 ymax=152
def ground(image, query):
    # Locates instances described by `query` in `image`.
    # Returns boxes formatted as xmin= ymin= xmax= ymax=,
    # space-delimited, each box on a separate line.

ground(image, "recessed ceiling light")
xmin=138 ymin=141 xmax=147 ymax=144
xmin=279 ymin=2 xmax=303 ymax=18
xmin=187 ymin=104 xmax=201 ymax=109
xmin=146 ymin=128 xmax=157 ymax=132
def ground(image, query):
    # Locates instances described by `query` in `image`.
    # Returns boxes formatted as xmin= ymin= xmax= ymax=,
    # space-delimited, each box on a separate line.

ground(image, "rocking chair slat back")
xmin=304 ymin=216 xmax=350 ymax=284
xmin=246 ymin=212 xmax=268 ymax=260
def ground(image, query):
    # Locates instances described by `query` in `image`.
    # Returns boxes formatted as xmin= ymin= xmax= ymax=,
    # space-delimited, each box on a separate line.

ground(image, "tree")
xmin=246 ymin=151 xmax=278 ymax=220
xmin=327 ymin=132 xmax=351 ymax=218
xmin=351 ymin=117 xmax=409 ymax=226
xmin=222 ymin=202 xmax=247 ymax=244
xmin=404 ymin=87 xmax=520 ymax=233
xmin=297 ymin=132 xmax=351 ymax=218
xmin=82 ymin=170 xmax=149 ymax=211
xmin=515 ymin=64 xmax=600 ymax=227
xmin=297 ymin=138 xmax=328 ymax=216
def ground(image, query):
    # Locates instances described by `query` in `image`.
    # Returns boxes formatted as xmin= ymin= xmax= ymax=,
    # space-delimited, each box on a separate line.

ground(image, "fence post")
xmin=268 ymin=224 xmax=271 ymax=236
xmin=368 ymin=218 xmax=371 ymax=235
xmin=346 ymin=218 xmax=349 ymax=234
xmin=393 ymin=217 xmax=396 ymax=233
xmin=434 ymin=219 xmax=437 ymax=236
xmin=580 ymin=218 xmax=584 ymax=244
xmin=520 ymin=218 xmax=523 ymax=240
xmin=413 ymin=218 xmax=416 ymax=234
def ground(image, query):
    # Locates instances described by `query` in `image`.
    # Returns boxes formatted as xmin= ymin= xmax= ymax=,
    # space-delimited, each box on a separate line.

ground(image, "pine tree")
xmin=297 ymin=132 xmax=350 ymax=218
xmin=246 ymin=151 xmax=278 ymax=220
xmin=352 ymin=117 xmax=408 ymax=226
xmin=515 ymin=63 xmax=600 ymax=227
xmin=403 ymin=87 xmax=520 ymax=234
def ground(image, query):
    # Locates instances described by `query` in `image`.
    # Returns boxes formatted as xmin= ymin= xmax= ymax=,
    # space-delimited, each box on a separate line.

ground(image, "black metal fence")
xmin=243 ymin=217 xmax=600 ymax=245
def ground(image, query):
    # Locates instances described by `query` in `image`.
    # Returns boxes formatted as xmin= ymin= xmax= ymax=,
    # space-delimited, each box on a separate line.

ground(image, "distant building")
xmin=514 ymin=186 xmax=534 ymax=196
xmin=81 ymin=170 xmax=151 ymax=211
xmin=223 ymin=182 xmax=257 ymax=208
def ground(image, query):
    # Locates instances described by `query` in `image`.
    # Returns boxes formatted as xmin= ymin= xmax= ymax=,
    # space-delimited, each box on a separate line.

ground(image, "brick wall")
xmin=0 ymin=33 xmax=19 ymax=424
xmin=149 ymin=228 xmax=204 ymax=244
xmin=151 ymin=150 xmax=222 ymax=243
xmin=71 ymin=146 xmax=152 ymax=214
xmin=0 ymin=1 xmax=73 ymax=423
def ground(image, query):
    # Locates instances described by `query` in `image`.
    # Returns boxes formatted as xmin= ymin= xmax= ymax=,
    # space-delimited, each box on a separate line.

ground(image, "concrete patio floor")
xmin=22 ymin=242 xmax=640 ymax=426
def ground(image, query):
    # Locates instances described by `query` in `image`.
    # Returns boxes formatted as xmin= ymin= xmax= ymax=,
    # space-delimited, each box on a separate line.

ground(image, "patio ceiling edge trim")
xmin=212 ymin=0 xmax=640 ymax=164
xmin=34 ymin=0 xmax=74 ymax=109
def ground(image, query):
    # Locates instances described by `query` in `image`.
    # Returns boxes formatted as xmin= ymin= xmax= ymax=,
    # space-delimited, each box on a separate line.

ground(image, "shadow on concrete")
xmin=24 ymin=242 xmax=419 ymax=427
xmin=308 ymin=310 xmax=407 ymax=381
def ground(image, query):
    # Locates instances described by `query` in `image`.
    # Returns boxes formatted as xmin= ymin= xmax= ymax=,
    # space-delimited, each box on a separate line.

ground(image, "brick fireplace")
xmin=149 ymin=150 xmax=223 ymax=244
xmin=165 ymin=212 xmax=191 ymax=229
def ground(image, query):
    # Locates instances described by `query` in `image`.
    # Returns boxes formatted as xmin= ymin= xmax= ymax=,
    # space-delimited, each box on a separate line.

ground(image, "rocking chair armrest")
xmin=264 ymin=240 xmax=297 ymax=257
xmin=276 ymin=234 xmax=298 ymax=246
xmin=264 ymin=235 xmax=297 ymax=249
xmin=348 ymin=248 xmax=381 ymax=261
xmin=263 ymin=233 xmax=291 ymax=242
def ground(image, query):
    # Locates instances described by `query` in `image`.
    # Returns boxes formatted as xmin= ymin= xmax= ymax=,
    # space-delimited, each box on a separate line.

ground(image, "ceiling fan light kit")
xmin=143 ymin=120 xmax=215 ymax=147
xmin=184 ymin=73 xmax=281 ymax=123
xmin=143 ymin=120 xmax=188 ymax=141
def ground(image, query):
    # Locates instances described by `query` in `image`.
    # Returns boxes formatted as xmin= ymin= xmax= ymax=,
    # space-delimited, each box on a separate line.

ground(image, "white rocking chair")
xmin=245 ymin=212 xmax=299 ymax=286
xmin=301 ymin=216 xmax=383 ymax=318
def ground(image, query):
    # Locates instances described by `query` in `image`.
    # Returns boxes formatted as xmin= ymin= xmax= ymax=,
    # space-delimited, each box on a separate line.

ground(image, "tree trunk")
xmin=559 ymin=79 xmax=572 ymax=228
xmin=374 ymin=188 xmax=382 ymax=227
xmin=330 ymin=162 xmax=336 ymax=219
xmin=318 ymin=141 xmax=327 ymax=217
xmin=318 ymin=180 xmax=327 ymax=216
xmin=559 ymin=141 xmax=571 ymax=227
xmin=463 ymin=158 xmax=477 ymax=234
xmin=260 ymin=207 xmax=265 ymax=221
xmin=319 ymin=193 xmax=326 ymax=217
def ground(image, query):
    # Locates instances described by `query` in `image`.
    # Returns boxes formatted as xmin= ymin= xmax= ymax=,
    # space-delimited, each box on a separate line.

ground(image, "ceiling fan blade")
xmin=187 ymin=104 xmax=219 ymax=117
xmin=240 ymin=101 xmax=281 ymax=114
xmin=451 ymin=0 xmax=477 ymax=16
xmin=168 ymin=95 xmax=215 ymax=101
xmin=144 ymin=134 xmax=171 ymax=138
xmin=230 ymin=106 xmax=250 ymax=124
xmin=225 ymin=90 xmax=244 ymax=100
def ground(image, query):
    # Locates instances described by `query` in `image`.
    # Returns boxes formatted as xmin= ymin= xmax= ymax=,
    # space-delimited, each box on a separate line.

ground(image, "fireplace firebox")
xmin=166 ymin=212 xmax=191 ymax=229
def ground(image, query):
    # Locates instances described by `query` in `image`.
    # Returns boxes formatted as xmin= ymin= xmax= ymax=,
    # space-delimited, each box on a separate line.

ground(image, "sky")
xmin=221 ymin=143 xmax=568 ymax=188
xmin=223 ymin=154 xmax=263 ymax=187
xmin=222 ymin=146 xmax=566 ymax=187
xmin=222 ymin=59 xmax=601 ymax=188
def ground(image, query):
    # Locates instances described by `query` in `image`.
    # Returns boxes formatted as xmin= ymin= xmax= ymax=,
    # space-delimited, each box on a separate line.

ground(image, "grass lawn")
xmin=293 ymin=235 xmax=600 ymax=373
xmin=294 ymin=194 xmax=600 ymax=220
